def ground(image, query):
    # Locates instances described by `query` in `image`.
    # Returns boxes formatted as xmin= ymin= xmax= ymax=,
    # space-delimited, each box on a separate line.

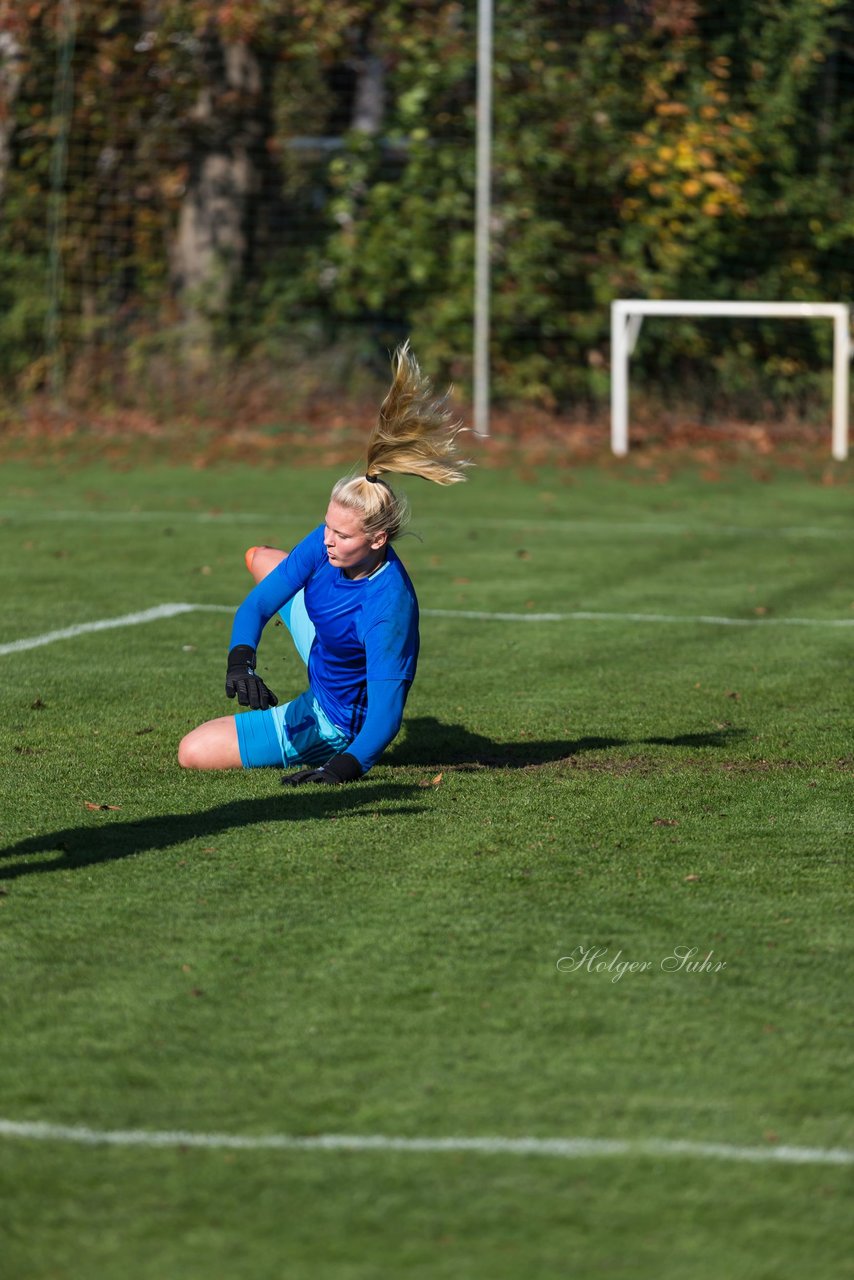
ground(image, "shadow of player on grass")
xmin=0 ymin=786 xmax=421 ymax=881
xmin=385 ymin=716 xmax=748 ymax=770
xmin=1 ymin=723 xmax=746 ymax=880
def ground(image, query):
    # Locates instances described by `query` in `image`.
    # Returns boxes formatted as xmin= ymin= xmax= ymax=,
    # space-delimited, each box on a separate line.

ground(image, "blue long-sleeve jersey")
xmin=230 ymin=526 xmax=419 ymax=772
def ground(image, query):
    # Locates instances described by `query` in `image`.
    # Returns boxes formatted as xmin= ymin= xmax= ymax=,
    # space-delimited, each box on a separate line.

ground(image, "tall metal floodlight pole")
xmin=473 ymin=0 xmax=493 ymax=436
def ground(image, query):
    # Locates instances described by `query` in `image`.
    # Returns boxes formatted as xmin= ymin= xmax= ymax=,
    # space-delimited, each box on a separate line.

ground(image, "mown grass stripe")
xmin=0 ymin=509 xmax=847 ymax=538
xmin=3 ymin=602 xmax=852 ymax=657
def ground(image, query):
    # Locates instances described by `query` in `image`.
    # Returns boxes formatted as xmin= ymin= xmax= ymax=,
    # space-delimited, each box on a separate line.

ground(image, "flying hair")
xmin=330 ymin=342 xmax=470 ymax=543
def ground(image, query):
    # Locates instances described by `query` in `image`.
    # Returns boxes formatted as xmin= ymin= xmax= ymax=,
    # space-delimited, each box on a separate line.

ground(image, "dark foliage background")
xmin=1 ymin=0 xmax=853 ymax=419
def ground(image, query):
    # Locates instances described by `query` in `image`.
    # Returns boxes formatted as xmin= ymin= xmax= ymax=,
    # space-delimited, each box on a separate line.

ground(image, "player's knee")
xmin=244 ymin=545 xmax=262 ymax=574
xmin=245 ymin=545 xmax=288 ymax=582
xmin=178 ymin=731 xmax=206 ymax=769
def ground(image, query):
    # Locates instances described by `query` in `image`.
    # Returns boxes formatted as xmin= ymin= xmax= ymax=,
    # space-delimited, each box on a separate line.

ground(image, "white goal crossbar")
xmin=611 ymin=300 xmax=851 ymax=460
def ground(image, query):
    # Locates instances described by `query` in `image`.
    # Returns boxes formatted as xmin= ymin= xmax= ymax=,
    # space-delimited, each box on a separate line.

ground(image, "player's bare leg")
xmin=178 ymin=716 xmax=243 ymax=769
xmin=178 ymin=546 xmax=291 ymax=770
xmin=245 ymin=545 xmax=288 ymax=583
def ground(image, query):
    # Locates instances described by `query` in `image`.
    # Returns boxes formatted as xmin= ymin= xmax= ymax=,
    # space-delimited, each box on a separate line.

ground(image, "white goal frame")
xmin=611 ymin=300 xmax=851 ymax=461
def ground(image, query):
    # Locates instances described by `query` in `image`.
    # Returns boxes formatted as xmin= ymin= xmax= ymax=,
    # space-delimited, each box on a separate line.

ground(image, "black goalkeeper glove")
xmin=225 ymin=645 xmax=278 ymax=710
xmin=281 ymin=752 xmax=363 ymax=786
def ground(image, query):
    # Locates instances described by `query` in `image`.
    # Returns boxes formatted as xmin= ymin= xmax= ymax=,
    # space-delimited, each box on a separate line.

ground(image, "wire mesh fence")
xmin=1 ymin=0 xmax=854 ymax=424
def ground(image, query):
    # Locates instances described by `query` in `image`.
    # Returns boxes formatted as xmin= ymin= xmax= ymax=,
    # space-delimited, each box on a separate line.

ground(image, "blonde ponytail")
xmin=367 ymin=341 xmax=469 ymax=486
xmin=330 ymin=342 xmax=470 ymax=542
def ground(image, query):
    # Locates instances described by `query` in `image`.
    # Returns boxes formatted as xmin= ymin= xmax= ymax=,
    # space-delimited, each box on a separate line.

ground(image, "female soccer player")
xmin=178 ymin=343 xmax=469 ymax=785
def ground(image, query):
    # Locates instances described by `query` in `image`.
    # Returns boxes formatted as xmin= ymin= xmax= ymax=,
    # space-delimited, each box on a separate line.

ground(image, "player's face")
xmin=323 ymin=501 xmax=387 ymax=576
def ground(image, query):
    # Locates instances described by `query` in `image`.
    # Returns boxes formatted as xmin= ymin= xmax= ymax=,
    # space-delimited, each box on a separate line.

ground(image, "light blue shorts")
xmin=234 ymin=591 xmax=349 ymax=769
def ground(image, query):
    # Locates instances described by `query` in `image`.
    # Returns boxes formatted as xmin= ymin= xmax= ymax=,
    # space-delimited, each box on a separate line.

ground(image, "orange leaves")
xmin=621 ymin=63 xmax=760 ymax=277
xmin=0 ymin=0 xmax=46 ymax=36
xmin=184 ymin=0 xmax=375 ymax=48
xmin=625 ymin=48 xmax=759 ymax=250
xmin=418 ymin=773 xmax=444 ymax=790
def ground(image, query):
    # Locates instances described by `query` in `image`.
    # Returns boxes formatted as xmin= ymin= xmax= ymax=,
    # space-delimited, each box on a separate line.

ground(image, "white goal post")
xmin=611 ymin=300 xmax=851 ymax=461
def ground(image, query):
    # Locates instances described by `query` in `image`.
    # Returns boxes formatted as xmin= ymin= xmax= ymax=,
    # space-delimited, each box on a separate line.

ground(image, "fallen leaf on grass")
xmin=84 ymin=801 xmax=122 ymax=811
xmin=652 ymin=817 xmax=679 ymax=827
xmin=725 ymin=690 xmax=741 ymax=701
xmin=684 ymin=874 xmax=700 ymax=882
xmin=418 ymin=773 xmax=444 ymax=789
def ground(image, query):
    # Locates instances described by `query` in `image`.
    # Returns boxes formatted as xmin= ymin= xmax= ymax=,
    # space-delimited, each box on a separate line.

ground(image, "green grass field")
xmin=1 ymin=456 xmax=852 ymax=1279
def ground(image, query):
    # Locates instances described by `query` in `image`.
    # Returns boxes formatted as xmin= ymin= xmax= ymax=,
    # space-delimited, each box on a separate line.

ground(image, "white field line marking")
xmin=0 ymin=603 xmax=231 ymax=657
xmin=422 ymin=608 xmax=854 ymax=627
xmin=2 ymin=601 xmax=853 ymax=658
xmin=0 ymin=1119 xmax=850 ymax=1166
xmin=0 ymin=509 xmax=847 ymax=539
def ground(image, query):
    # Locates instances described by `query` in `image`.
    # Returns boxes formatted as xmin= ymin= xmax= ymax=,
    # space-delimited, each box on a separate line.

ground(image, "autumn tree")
xmin=1 ymin=0 xmax=853 ymax=409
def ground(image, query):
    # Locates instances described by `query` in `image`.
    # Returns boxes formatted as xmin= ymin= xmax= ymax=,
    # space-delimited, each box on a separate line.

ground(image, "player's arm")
xmin=281 ymin=680 xmax=409 ymax=785
xmin=226 ymin=528 xmax=323 ymax=710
